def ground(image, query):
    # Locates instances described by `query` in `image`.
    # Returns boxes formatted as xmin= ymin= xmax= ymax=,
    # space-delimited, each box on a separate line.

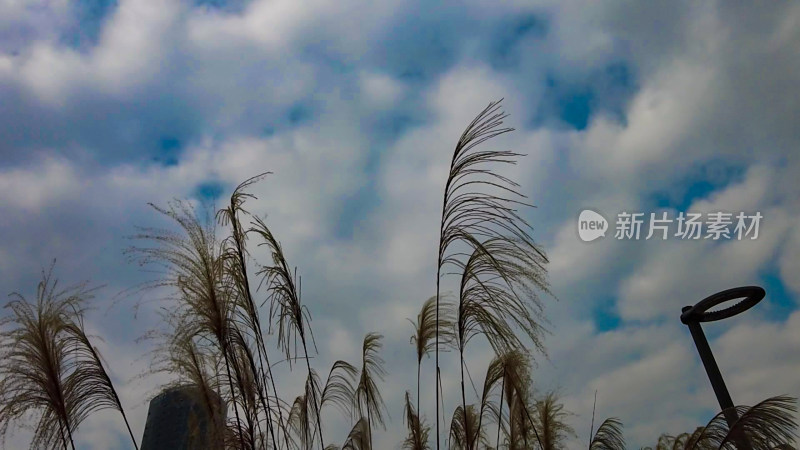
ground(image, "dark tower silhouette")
xmin=140 ymin=385 xmax=226 ymax=450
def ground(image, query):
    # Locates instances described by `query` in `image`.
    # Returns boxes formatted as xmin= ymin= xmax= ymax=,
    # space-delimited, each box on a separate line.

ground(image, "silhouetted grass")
xmin=0 ymin=263 xmax=137 ymax=450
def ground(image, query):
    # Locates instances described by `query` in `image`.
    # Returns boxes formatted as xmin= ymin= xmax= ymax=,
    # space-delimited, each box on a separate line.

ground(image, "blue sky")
xmin=1 ymin=0 xmax=799 ymax=448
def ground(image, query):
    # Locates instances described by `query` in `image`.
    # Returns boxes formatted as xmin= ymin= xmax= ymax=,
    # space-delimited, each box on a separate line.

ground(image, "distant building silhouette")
xmin=140 ymin=385 xmax=226 ymax=450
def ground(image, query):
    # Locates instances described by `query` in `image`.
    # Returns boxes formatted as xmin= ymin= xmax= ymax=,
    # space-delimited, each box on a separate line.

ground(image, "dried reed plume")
xmin=0 ymin=264 xmax=137 ymax=450
xmin=433 ymin=99 xmax=550 ymax=448
xmin=354 ymin=332 xmax=387 ymax=449
xmin=253 ymin=215 xmax=325 ymax=448
xmin=589 ymin=418 xmax=625 ymax=450
xmin=403 ymin=391 xmax=431 ymax=450
xmin=410 ymin=295 xmax=454 ymax=414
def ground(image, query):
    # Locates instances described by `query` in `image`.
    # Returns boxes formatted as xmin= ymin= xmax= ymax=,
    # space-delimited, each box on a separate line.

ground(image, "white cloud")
xmin=0 ymin=156 xmax=82 ymax=211
xmin=713 ymin=310 xmax=800 ymax=402
xmin=359 ymin=71 xmax=404 ymax=109
xmin=578 ymin=60 xmax=717 ymax=179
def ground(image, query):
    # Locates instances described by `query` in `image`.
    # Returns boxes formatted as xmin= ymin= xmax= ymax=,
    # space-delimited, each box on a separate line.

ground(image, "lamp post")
xmin=680 ymin=286 xmax=765 ymax=450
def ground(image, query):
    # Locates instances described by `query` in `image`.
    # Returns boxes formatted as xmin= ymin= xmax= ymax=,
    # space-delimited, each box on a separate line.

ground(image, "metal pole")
xmin=683 ymin=309 xmax=748 ymax=449
xmin=680 ymin=286 xmax=766 ymax=450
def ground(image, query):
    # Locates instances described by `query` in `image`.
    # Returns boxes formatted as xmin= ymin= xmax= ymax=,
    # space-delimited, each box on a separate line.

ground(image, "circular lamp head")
xmin=681 ymin=286 xmax=765 ymax=324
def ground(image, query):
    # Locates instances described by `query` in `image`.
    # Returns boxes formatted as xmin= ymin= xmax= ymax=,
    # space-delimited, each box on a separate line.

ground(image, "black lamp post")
xmin=680 ymin=286 xmax=766 ymax=450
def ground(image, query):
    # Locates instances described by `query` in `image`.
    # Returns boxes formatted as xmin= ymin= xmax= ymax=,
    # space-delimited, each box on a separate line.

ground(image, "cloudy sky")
xmin=2 ymin=0 xmax=799 ymax=448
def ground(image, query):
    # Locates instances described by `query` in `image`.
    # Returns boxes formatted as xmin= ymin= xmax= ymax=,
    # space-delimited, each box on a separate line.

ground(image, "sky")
xmin=1 ymin=0 xmax=799 ymax=448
